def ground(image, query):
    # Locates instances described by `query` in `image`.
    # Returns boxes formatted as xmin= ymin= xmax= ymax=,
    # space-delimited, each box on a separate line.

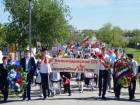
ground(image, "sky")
xmin=0 ymin=0 xmax=140 ymax=30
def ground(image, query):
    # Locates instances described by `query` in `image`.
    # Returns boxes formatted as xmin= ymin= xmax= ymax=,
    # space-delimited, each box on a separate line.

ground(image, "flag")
xmin=70 ymin=41 xmax=73 ymax=46
xmin=83 ymin=37 xmax=89 ymax=45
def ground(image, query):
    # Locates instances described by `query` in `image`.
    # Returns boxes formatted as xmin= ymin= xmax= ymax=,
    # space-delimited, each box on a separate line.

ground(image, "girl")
xmin=76 ymin=55 xmax=85 ymax=93
xmin=35 ymin=61 xmax=43 ymax=97
xmin=50 ymin=55 xmax=61 ymax=96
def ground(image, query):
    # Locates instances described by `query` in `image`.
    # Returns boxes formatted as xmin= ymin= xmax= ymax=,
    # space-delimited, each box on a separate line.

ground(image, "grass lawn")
xmin=124 ymin=47 xmax=140 ymax=66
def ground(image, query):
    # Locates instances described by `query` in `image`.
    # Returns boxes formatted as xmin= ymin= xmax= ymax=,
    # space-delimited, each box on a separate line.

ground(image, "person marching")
xmin=76 ymin=55 xmax=85 ymax=93
xmin=97 ymin=47 xmax=110 ymax=99
xmin=50 ymin=55 xmax=61 ymax=96
xmin=128 ymin=54 xmax=138 ymax=101
xmin=35 ymin=61 xmax=43 ymax=97
xmin=0 ymin=57 xmax=8 ymax=103
xmin=20 ymin=50 xmax=36 ymax=101
xmin=110 ymin=49 xmax=121 ymax=100
xmin=38 ymin=48 xmax=50 ymax=100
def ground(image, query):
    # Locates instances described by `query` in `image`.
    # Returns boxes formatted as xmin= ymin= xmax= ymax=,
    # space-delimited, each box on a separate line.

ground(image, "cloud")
xmin=65 ymin=0 xmax=114 ymax=8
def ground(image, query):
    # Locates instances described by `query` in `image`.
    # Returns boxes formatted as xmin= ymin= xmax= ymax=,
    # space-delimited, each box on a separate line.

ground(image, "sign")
xmin=2 ymin=47 xmax=8 ymax=55
xmin=52 ymin=47 xmax=58 ymax=54
xmin=50 ymin=58 xmax=99 ymax=74
xmin=36 ymin=42 xmax=42 ymax=50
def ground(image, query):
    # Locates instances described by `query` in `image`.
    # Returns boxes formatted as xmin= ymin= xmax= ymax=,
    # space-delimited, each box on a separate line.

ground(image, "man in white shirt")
xmin=20 ymin=50 xmax=36 ymax=101
xmin=38 ymin=48 xmax=50 ymax=100
xmin=128 ymin=54 xmax=138 ymax=101
xmin=97 ymin=47 xmax=110 ymax=99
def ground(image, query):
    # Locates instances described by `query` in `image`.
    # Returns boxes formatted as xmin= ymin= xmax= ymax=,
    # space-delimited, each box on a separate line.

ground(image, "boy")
xmin=38 ymin=48 xmax=50 ymax=100
xmin=128 ymin=54 xmax=138 ymax=101
xmin=0 ymin=57 xmax=8 ymax=103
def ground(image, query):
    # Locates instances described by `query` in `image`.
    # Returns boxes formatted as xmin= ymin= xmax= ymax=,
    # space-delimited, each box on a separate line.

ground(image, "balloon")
xmin=99 ymin=50 xmax=101 ymax=52
xmin=110 ymin=54 xmax=116 ymax=59
xmin=62 ymin=45 xmax=66 ymax=50
xmin=95 ymin=48 xmax=99 ymax=52
xmin=108 ymin=50 xmax=113 ymax=54
xmin=65 ymin=44 xmax=68 ymax=48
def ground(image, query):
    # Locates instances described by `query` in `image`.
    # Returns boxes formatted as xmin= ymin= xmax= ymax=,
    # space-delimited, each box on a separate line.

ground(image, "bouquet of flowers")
xmin=6 ymin=64 xmax=28 ymax=95
xmin=115 ymin=58 xmax=134 ymax=87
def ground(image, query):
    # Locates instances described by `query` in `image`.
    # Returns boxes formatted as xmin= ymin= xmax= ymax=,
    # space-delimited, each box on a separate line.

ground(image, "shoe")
xmin=132 ymin=96 xmax=135 ymax=99
xmin=99 ymin=92 xmax=101 ymax=97
xmin=3 ymin=100 xmax=7 ymax=103
xmin=78 ymin=89 xmax=81 ymax=91
xmin=22 ymin=99 xmax=26 ymax=101
xmin=79 ymin=91 xmax=83 ymax=93
xmin=40 ymin=94 xmax=43 ymax=97
xmin=58 ymin=92 xmax=61 ymax=95
xmin=108 ymin=89 xmax=111 ymax=92
xmin=129 ymin=97 xmax=132 ymax=101
xmin=102 ymin=95 xmax=106 ymax=100
xmin=117 ymin=97 xmax=120 ymax=100
xmin=68 ymin=94 xmax=71 ymax=96
xmin=43 ymin=98 xmax=47 ymax=100
xmin=27 ymin=99 xmax=32 ymax=101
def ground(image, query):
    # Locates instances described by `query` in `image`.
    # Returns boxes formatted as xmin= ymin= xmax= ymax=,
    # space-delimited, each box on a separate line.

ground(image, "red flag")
xmin=70 ymin=41 xmax=73 ymax=46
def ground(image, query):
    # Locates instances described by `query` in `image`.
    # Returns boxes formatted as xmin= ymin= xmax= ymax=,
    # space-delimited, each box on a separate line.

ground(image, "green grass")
xmin=124 ymin=47 xmax=140 ymax=66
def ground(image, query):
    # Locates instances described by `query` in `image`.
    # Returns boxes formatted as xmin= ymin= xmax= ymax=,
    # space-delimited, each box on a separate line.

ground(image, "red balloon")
xmin=65 ymin=44 xmax=68 ymax=48
xmin=108 ymin=50 xmax=113 ymax=54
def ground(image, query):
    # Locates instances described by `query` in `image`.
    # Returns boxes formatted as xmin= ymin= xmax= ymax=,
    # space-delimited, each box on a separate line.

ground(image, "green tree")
xmin=83 ymin=30 xmax=93 ymax=40
xmin=3 ymin=0 xmax=72 ymax=50
xmin=0 ymin=23 xmax=7 ymax=49
xmin=96 ymin=23 xmax=125 ymax=47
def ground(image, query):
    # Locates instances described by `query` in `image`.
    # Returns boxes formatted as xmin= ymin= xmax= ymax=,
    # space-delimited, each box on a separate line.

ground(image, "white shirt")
xmin=38 ymin=57 xmax=48 ymax=73
xmin=129 ymin=60 xmax=138 ymax=76
xmin=97 ymin=54 xmax=110 ymax=70
xmin=25 ymin=58 xmax=30 ymax=71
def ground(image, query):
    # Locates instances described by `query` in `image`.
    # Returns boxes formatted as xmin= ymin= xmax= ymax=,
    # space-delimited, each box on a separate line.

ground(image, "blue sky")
xmin=0 ymin=0 xmax=140 ymax=30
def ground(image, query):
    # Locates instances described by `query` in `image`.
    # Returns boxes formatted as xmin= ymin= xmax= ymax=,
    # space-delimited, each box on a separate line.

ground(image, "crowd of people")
xmin=0 ymin=46 xmax=139 ymax=103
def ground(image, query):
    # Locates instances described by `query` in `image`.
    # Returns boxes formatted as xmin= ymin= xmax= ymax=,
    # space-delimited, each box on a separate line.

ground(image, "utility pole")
xmin=29 ymin=0 xmax=32 ymax=53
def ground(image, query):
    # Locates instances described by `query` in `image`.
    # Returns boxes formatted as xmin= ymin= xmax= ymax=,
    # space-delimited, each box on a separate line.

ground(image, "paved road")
xmin=1 ymin=78 xmax=140 ymax=105
xmin=91 ymin=36 xmax=97 ymax=43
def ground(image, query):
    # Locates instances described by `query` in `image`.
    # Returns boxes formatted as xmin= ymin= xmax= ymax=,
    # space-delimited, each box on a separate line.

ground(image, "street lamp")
xmin=28 ymin=0 xmax=32 ymax=53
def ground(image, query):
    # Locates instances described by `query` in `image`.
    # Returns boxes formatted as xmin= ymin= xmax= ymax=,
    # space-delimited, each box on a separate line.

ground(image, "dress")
xmin=50 ymin=72 xmax=61 ymax=82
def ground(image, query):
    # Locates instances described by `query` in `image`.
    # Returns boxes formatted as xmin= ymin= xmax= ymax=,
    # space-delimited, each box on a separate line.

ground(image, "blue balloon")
xmin=61 ymin=45 xmax=66 ymax=50
xmin=110 ymin=54 xmax=116 ymax=59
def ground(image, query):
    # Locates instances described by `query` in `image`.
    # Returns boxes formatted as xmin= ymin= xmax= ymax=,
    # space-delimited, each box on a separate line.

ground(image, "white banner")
xmin=50 ymin=58 xmax=99 ymax=74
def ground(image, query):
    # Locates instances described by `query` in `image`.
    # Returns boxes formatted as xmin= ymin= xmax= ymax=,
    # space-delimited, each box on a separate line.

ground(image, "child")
xmin=50 ymin=55 xmax=61 ymax=96
xmin=35 ymin=61 xmax=43 ymax=97
xmin=0 ymin=57 xmax=8 ymax=102
xmin=76 ymin=55 xmax=85 ymax=93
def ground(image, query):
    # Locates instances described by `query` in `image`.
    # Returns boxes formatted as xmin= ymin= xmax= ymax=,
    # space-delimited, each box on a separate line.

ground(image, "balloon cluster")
xmin=108 ymin=50 xmax=116 ymax=59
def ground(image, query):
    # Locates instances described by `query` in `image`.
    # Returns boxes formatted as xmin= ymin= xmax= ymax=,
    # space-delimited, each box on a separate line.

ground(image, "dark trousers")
xmin=116 ymin=83 xmax=121 ymax=97
xmin=41 ymin=73 xmax=49 ymax=98
xmin=129 ymin=77 xmax=136 ymax=98
xmin=0 ymin=81 xmax=8 ymax=101
xmin=113 ymin=74 xmax=117 ymax=96
xmin=23 ymin=74 xmax=31 ymax=100
xmin=64 ymin=83 xmax=71 ymax=95
xmin=99 ymin=70 xmax=108 ymax=96
xmin=85 ymin=78 xmax=89 ymax=86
